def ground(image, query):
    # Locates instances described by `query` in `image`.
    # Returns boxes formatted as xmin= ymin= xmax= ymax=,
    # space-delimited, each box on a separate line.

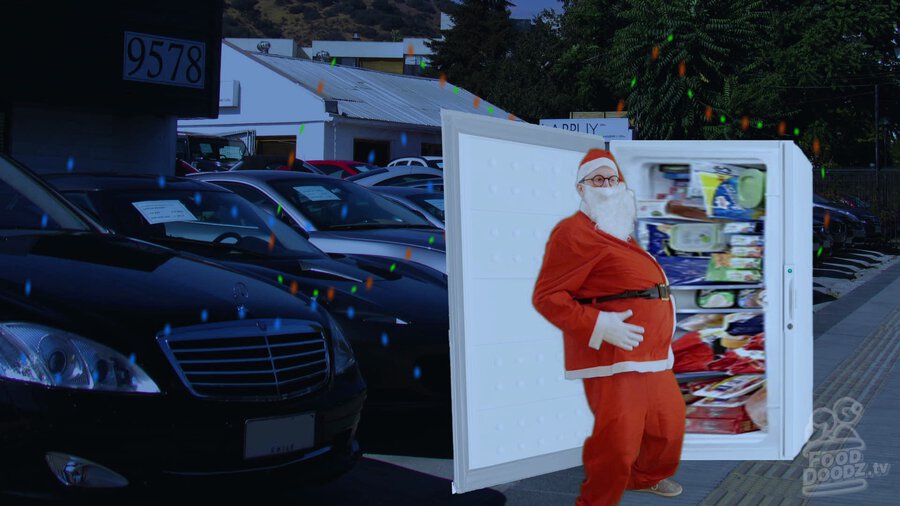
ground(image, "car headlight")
xmin=326 ymin=315 xmax=356 ymax=375
xmin=0 ymin=323 xmax=160 ymax=394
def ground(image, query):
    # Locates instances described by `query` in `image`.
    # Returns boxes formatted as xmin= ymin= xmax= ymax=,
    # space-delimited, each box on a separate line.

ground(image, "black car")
xmin=0 ymin=155 xmax=365 ymax=500
xmin=44 ymin=174 xmax=451 ymax=416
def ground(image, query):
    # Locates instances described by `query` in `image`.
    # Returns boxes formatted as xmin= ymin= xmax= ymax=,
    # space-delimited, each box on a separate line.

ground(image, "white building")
xmin=179 ymin=40 xmax=512 ymax=166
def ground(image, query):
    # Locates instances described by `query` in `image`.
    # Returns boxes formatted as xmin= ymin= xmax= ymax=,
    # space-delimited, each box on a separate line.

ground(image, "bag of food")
xmin=692 ymin=374 xmax=766 ymax=399
xmin=725 ymin=313 xmax=764 ymax=335
xmin=731 ymin=246 xmax=764 ymax=258
xmin=697 ymin=289 xmax=735 ymax=308
xmin=730 ymin=235 xmax=765 ymax=246
xmin=677 ymin=313 xmax=725 ymax=331
xmin=744 ymin=385 xmax=768 ymax=431
xmin=712 ymin=253 xmax=762 ymax=270
xmin=738 ymin=288 xmax=766 ymax=308
xmin=705 ymin=264 xmax=762 ymax=282
xmin=722 ymin=222 xmax=760 ymax=234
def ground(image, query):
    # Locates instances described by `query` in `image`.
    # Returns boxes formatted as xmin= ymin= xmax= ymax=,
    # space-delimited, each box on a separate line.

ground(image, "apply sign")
xmin=539 ymin=118 xmax=633 ymax=140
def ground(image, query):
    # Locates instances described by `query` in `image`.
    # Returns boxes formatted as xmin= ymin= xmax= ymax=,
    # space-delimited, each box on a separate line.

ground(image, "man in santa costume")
xmin=532 ymin=148 xmax=685 ymax=505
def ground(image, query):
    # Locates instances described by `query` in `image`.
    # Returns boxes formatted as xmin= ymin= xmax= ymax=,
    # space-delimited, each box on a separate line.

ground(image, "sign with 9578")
xmin=122 ymin=32 xmax=206 ymax=89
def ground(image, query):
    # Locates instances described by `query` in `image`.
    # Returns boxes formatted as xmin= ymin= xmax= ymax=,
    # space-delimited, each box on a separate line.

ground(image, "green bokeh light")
xmin=389 ymin=263 xmax=397 ymax=272
xmin=720 ymin=115 xmax=726 ymax=124
xmin=756 ymin=121 xmax=763 ymax=129
xmin=330 ymin=58 xmax=336 ymax=67
xmin=453 ymin=87 xmax=459 ymax=94
xmin=793 ymin=127 xmax=800 ymax=135
xmin=817 ymin=246 xmax=823 ymax=257
xmin=351 ymin=286 xmax=357 ymax=294
xmin=630 ymin=77 xmax=637 ymax=88
xmin=313 ymin=289 xmax=319 ymax=297
xmin=687 ymin=89 xmax=693 ymax=99
xmin=277 ymin=275 xmax=283 ymax=284
xmin=667 ymin=34 xmax=674 ymax=42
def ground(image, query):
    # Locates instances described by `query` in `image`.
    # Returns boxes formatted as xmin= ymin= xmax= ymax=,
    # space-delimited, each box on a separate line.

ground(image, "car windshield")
xmin=188 ymin=137 xmax=247 ymax=163
xmin=407 ymin=194 xmax=445 ymax=223
xmin=347 ymin=162 xmax=380 ymax=173
xmin=0 ymin=155 xmax=90 ymax=232
xmin=81 ymin=188 xmax=325 ymax=259
xmin=269 ymin=178 xmax=434 ymax=231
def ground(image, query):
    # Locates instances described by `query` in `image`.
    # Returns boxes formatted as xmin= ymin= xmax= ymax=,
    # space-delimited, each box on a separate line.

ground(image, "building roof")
xmin=228 ymin=41 xmax=514 ymax=128
xmin=309 ymin=38 xmax=434 ymax=58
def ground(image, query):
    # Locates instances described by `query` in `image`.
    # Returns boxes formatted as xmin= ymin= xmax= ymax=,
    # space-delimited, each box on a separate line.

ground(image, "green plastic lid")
xmin=737 ymin=169 xmax=765 ymax=208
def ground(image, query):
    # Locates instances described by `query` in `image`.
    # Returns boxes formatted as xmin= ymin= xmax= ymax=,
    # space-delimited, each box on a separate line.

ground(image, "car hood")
xmin=0 ymin=232 xmax=322 ymax=351
xmin=309 ymin=228 xmax=445 ymax=252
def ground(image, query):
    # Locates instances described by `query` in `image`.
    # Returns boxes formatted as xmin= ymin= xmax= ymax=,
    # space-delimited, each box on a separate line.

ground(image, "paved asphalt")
xmin=301 ymin=246 xmax=900 ymax=506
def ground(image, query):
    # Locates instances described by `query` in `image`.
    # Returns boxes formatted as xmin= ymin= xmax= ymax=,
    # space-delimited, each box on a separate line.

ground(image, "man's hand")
xmin=589 ymin=310 xmax=645 ymax=351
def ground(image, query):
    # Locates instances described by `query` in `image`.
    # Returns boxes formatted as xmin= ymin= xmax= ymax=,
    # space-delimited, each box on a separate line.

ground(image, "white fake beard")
xmin=579 ymin=183 xmax=637 ymax=241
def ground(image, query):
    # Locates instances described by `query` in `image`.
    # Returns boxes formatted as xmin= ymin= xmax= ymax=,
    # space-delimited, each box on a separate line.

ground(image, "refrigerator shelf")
xmin=677 ymin=308 xmax=765 ymax=314
xmin=636 ymin=217 xmax=765 ymax=224
xmin=671 ymin=284 xmax=765 ymax=290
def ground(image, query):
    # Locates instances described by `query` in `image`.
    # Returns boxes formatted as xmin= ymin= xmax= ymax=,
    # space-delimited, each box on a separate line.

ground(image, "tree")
xmin=425 ymin=0 xmax=517 ymax=101
xmin=602 ymin=0 xmax=771 ymax=139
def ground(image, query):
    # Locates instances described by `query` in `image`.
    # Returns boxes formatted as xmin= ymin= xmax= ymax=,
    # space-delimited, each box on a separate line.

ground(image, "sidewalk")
xmin=308 ymin=251 xmax=900 ymax=505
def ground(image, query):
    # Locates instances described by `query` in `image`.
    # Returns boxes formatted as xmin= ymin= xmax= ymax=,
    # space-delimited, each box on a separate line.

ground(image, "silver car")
xmin=372 ymin=186 xmax=445 ymax=230
xmin=191 ymin=171 xmax=448 ymax=274
xmin=345 ymin=166 xmax=443 ymax=187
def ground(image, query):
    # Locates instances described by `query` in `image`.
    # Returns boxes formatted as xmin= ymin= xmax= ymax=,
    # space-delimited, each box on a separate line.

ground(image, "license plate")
xmin=244 ymin=413 xmax=315 ymax=459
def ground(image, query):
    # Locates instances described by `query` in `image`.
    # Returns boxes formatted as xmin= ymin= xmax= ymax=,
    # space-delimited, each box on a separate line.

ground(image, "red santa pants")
xmin=575 ymin=369 xmax=686 ymax=506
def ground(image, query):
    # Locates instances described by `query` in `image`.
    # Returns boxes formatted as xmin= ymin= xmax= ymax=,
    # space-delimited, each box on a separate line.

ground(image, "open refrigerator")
xmin=440 ymin=110 xmax=813 ymax=494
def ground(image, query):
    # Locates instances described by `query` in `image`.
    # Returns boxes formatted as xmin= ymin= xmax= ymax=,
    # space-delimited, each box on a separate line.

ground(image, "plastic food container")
xmin=669 ymin=223 xmax=727 ymax=252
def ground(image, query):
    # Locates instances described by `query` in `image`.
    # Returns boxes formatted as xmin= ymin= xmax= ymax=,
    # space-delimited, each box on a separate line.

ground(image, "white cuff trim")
xmin=588 ymin=312 xmax=604 ymax=350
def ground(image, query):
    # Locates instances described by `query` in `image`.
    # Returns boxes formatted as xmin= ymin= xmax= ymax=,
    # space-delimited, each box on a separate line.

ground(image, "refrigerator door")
xmin=442 ymin=110 xmax=606 ymax=494
xmin=781 ymin=142 xmax=814 ymax=459
xmin=442 ymin=110 xmax=813 ymax=494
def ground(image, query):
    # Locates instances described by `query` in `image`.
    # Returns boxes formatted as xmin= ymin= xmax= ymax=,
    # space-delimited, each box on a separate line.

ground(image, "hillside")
xmin=224 ymin=0 xmax=450 ymax=45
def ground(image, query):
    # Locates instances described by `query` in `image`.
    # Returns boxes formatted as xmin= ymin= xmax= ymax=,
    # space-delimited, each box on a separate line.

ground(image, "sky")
xmin=508 ymin=0 xmax=564 ymax=19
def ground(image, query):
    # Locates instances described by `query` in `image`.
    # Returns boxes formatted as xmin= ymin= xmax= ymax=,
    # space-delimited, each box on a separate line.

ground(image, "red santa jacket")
xmin=532 ymin=211 xmax=676 ymax=379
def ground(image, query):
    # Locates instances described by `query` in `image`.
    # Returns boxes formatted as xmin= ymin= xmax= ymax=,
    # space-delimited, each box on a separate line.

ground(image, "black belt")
xmin=576 ymin=283 xmax=670 ymax=305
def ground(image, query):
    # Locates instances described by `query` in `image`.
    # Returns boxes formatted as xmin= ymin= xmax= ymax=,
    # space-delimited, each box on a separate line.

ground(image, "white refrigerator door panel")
xmin=781 ymin=143 xmax=814 ymax=458
xmin=442 ymin=110 xmax=812 ymax=494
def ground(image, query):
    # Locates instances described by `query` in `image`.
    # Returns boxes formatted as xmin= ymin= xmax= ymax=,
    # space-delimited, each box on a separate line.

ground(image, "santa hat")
xmin=577 ymin=149 xmax=624 ymax=186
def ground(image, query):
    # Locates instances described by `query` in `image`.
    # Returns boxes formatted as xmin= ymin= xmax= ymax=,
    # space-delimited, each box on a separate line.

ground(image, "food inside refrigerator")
xmin=639 ymin=161 xmax=770 ymax=434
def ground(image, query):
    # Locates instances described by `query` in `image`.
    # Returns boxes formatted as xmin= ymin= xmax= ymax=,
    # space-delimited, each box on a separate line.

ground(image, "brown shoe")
xmin=634 ymin=478 xmax=683 ymax=497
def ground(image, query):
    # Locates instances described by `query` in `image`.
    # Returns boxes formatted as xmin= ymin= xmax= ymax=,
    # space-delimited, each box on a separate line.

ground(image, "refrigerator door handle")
xmin=785 ymin=264 xmax=795 ymax=329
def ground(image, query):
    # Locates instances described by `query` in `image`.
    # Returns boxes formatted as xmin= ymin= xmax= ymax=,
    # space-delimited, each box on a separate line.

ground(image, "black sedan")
xmin=44 ymin=174 xmax=451 ymax=415
xmin=0 ymin=156 xmax=365 ymax=500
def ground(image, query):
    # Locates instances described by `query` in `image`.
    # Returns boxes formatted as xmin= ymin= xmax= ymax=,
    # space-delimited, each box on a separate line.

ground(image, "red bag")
xmin=673 ymin=331 xmax=715 ymax=373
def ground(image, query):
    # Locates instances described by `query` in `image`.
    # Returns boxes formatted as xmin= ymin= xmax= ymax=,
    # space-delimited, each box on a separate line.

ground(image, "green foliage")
xmin=602 ymin=0 xmax=770 ymax=139
xmin=425 ymin=0 xmax=517 ymax=100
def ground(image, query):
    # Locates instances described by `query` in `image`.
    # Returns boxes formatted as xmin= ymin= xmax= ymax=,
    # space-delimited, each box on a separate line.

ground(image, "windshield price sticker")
xmin=424 ymin=199 xmax=445 ymax=211
xmin=293 ymin=186 xmax=341 ymax=202
xmin=123 ymin=32 xmax=206 ymax=89
xmin=132 ymin=200 xmax=198 ymax=224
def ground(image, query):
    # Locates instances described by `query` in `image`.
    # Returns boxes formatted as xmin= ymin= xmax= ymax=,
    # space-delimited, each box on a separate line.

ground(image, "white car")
xmin=386 ymin=156 xmax=443 ymax=170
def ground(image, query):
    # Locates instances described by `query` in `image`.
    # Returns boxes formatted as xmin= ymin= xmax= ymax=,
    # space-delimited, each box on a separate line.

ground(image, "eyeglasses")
xmin=579 ymin=175 xmax=620 ymax=187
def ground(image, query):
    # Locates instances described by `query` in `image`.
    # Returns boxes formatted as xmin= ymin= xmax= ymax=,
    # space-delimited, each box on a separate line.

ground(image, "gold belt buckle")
xmin=658 ymin=283 xmax=670 ymax=301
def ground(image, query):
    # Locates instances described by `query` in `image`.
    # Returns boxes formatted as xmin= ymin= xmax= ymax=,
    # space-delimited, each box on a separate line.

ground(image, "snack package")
xmin=677 ymin=313 xmax=725 ymax=331
xmin=692 ymin=374 xmax=766 ymax=399
xmin=705 ymin=264 xmax=763 ymax=282
xmin=730 ymin=235 xmax=765 ymax=246
xmin=744 ymin=385 xmax=768 ymax=431
xmin=738 ymin=288 xmax=766 ymax=308
xmin=685 ymin=416 xmax=759 ymax=434
xmin=712 ymin=253 xmax=762 ymax=270
xmin=657 ymin=256 xmax=709 ymax=285
xmin=637 ymin=199 xmax=669 ymax=218
xmin=731 ymin=246 xmax=764 ymax=258
xmin=722 ymin=222 xmax=760 ymax=234
xmin=664 ymin=199 xmax=709 ymax=220
xmin=697 ymin=290 xmax=735 ymax=308
xmin=725 ymin=313 xmax=764 ymax=335
xmin=686 ymin=393 xmax=754 ymax=419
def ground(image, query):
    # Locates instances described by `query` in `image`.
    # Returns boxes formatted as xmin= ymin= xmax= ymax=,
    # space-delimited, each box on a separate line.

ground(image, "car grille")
xmin=159 ymin=323 xmax=329 ymax=400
